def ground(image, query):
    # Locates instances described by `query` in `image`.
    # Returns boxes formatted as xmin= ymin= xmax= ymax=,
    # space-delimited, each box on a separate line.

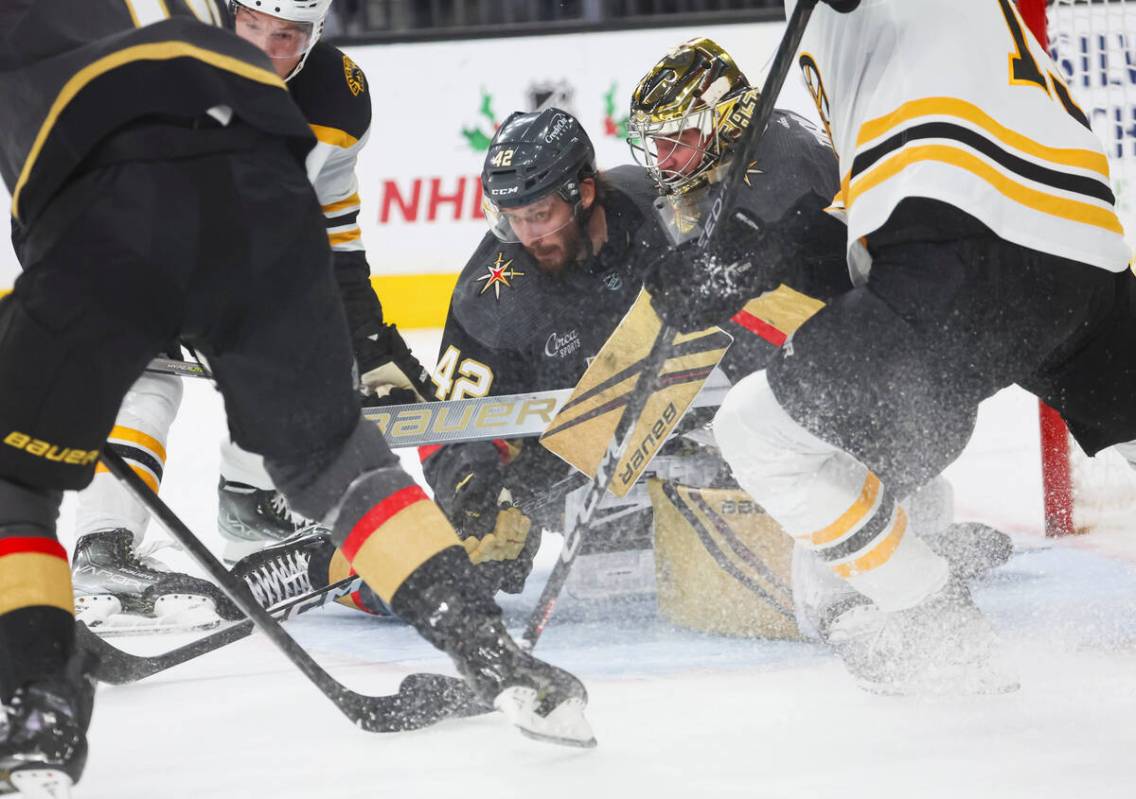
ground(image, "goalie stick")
xmin=79 ymin=574 xmax=364 ymax=685
xmin=99 ymin=447 xmax=479 ymax=732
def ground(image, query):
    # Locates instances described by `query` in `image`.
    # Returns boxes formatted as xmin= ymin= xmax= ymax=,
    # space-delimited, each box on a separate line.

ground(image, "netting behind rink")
xmin=1043 ymin=0 xmax=1136 ymax=535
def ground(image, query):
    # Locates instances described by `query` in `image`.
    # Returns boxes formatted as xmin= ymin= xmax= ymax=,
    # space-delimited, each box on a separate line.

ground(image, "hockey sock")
xmin=0 ymin=479 xmax=73 ymax=701
xmin=714 ymin=371 xmax=949 ymax=612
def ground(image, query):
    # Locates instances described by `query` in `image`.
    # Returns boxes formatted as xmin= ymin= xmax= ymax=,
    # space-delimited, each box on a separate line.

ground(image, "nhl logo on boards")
xmin=343 ymin=55 xmax=365 ymax=96
xmin=477 ymin=253 xmax=525 ymax=299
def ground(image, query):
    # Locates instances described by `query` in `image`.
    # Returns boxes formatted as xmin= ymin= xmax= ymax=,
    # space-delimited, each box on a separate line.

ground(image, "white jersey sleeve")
xmin=786 ymin=0 xmax=1131 ymax=272
xmin=307 ymin=128 xmax=369 ymax=255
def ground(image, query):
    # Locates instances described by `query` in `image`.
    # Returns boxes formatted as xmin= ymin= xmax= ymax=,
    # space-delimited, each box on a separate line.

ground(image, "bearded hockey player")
xmin=70 ymin=0 xmax=435 ymax=633
xmin=418 ymin=108 xmax=672 ymax=598
xmin=645 ymin=0 xmax=1136 ymax=693
xmin=627 ymin=36 xmax=1013 ymax=649
xmin=0 ymin=2 xmax=593 ymax=792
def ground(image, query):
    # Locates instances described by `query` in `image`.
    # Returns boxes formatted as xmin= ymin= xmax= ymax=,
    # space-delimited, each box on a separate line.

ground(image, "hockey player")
xmin=0 ymin=2 xmax=592 ymax=792
xmin=70 ymin=0 xmax=435 ymax=632
xmin=646 ymin=0 xmax=1136 ymax=692
xmin=419 ymin=108 xmax=673 ymax=597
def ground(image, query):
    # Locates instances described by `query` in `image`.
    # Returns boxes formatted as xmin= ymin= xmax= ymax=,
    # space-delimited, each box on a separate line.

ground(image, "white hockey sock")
xmin=74 ymin=372 xmax=182 ymax=548
xmin=713 ymin=370 xmax=948 ymax=613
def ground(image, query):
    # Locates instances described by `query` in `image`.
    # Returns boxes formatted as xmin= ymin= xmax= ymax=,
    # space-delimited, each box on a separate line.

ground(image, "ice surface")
xmin=61 ymin=331 xmax=1136 ymax=799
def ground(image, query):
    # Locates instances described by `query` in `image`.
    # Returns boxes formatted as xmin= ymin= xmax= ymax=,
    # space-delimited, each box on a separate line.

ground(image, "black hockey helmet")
xmin=482 ymin=108 xmax=598 ymax=243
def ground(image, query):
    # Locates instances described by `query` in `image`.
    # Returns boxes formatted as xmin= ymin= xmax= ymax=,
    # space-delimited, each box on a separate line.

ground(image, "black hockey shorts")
xmin=0 ymin=136 xmax=360 ymax=491
xmin=767 ymin=198 xmax=1130 ymax=496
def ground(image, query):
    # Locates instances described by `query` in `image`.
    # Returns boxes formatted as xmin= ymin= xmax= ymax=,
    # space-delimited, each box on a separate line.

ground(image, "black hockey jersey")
xmin=667 ymin=109 xmax=852 ymax=380
xmin=0 ymin=0 xmax=313 ymax=226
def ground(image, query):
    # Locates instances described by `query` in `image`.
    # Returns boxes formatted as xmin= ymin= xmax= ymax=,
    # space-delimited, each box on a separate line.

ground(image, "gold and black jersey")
xmin=0 ymin=0 xmax=313 ymax=225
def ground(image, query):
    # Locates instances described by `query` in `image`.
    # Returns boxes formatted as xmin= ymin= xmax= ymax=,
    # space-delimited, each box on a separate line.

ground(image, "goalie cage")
xmin=1019 ymin=0 xmax=1136 ymax=536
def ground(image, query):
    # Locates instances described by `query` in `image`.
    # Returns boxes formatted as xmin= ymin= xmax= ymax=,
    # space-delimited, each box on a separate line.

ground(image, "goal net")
xmin=1020 ymin=0 xmax=1136 ymax=536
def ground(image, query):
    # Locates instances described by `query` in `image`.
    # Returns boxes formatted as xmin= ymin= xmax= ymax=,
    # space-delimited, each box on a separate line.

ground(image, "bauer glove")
xmin=354 ymin=323 xmax=435 ymax=405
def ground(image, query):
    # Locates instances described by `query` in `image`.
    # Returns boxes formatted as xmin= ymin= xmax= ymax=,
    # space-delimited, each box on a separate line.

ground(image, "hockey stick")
xmin=99 ymin=448 xmax=477 ymax=732
xmin=144 ymin=357 xmax=731 ymax=448
xmin=79 ymin=575 xmax=364 ymax=685
xmin=519 ymin=0 xmax=819 ymax=649
xmin=520 ymin=324 xmax=676 ymax=649
xmin=146 ymin=356 xmax=211 ymax=379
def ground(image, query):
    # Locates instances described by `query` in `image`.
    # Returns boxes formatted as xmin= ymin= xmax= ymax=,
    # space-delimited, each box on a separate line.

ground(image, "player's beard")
xmin=530 ymin=222 xmax=586 ymax=275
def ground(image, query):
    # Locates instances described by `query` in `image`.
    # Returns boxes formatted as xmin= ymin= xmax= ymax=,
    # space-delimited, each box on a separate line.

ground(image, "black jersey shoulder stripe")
xmin=850 ymin=121 xmax=1115 ymax=206
xmin=289 ymin=41 xmax=370 ymax=143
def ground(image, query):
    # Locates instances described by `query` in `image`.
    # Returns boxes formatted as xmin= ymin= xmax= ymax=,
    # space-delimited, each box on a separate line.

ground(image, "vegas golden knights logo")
xmin=343 ymin=55 xmax=365 ymax=96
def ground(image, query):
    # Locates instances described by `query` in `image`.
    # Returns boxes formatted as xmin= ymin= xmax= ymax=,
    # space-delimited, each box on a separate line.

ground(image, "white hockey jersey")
xmin=786 ymin=0 xmax=1131 ymax=272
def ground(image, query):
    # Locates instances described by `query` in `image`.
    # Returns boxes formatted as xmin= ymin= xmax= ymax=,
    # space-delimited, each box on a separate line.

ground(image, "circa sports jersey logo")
xmin=343 ymin=55 xmax=365 ymax=96
xmin=545 ymin=329 xmax=581 ymax=359
xmin=477 ymin=253 xmax=525 ymax=299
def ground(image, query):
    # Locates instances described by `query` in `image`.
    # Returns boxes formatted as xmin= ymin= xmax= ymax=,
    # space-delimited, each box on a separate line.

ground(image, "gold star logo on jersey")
xmin=743 ymin=160 xmax=764 ymax=187
xmin=477 ymin=254 xmax=525 ymax=299
xmin=343 ymin=55 xmax=365 ymax=97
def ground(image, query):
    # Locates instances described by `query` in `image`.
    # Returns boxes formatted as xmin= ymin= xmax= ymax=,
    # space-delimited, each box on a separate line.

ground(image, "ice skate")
xmin=72 ymin=529 xmax=240 ymax=636
xmin=230 ymin=532 xmax=334 ymax=608
xmin=924 ymin=522 xmax=1014 ymax=581
xmin=405 ymin=581 xmax=594 ymax=747
xmin=820 ymin=579 xmax=1018 ymax=696
xmin=217 ymin=479 xmax=327 ymax=564
xmin=0 ymin=654 xmax=95 ymax=798
xmin=447 ymin=617 xmax=595 ymax=748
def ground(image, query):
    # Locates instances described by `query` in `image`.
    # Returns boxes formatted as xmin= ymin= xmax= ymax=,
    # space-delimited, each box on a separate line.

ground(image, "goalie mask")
xmin=481 ymin=108 xmax=598 ymax=245
xmin=230 ymin=0 xmax=331 ymax=79
xmin=628 ymin=38 xmax=758 ymax=197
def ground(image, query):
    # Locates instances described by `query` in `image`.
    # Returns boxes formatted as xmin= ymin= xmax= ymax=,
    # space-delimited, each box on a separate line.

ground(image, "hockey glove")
xmin=644 ymin=239 xmax=756 ymax=333
xmin=354 ymin=323 xmax=435 ymax=405
xmin=448 ymin=467 xmax=538 ymax=593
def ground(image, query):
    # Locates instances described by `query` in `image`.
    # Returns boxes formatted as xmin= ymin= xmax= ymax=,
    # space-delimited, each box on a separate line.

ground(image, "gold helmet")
xmin=628 ymin=38 xmax=758 ymax=196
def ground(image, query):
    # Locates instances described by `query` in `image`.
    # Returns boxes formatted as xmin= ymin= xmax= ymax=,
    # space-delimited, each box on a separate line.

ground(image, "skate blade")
xmin=8 ymin=768 xmax=73 ymax=799
xmin=494 ymin=688 xmax=597 ymax=749
xmin=81 ymin=594 xmax=223 ymax=637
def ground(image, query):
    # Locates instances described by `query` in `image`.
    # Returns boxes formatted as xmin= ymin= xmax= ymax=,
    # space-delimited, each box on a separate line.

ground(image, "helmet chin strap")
xmin=574 ymin=199 xmax=596 ymax=262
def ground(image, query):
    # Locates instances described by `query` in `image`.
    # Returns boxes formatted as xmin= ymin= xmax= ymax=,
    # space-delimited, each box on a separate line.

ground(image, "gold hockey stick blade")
xmin=540 ymin=289 xmax=732 ymax=497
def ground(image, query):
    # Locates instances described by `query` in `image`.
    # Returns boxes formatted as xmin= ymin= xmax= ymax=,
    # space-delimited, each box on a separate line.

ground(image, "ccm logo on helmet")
xmin=490 ymin=187 xmax=519 ymax=196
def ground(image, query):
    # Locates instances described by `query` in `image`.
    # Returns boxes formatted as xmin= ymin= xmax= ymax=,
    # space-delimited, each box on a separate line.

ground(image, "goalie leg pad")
xmin=648 ymin=478 xmax=800 ymax=639
xmin=713 ymin=371 xmax=948 ymax=612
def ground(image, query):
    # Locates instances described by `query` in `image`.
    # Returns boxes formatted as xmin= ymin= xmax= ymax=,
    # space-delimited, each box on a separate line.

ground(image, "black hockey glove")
xmin=644 ymin=239 xmax=757 ymax=333
xmin=821 ymin=0 xmax=860 ymax=11
xmin=353 ymin=323 xmax=435 ymax=406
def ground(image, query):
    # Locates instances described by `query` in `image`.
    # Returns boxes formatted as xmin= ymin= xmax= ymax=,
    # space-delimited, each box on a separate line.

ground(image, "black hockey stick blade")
xmin=80 ymin=575 xmax=365 ymax=685
xmin=99 ymin=448 xmax=477 ymax=732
